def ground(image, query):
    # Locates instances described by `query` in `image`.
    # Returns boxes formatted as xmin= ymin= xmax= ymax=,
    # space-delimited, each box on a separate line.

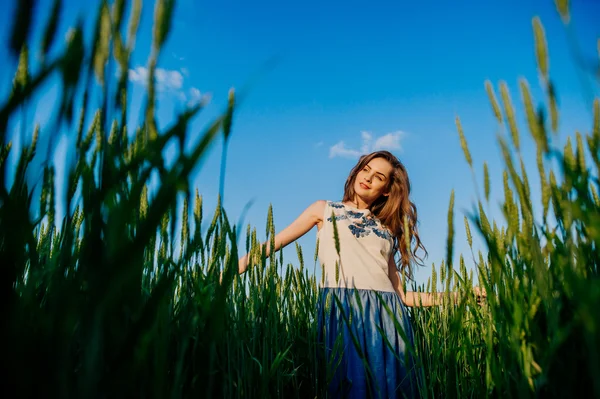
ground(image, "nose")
xmin=364 ymin=174 xmax=372 ymax=182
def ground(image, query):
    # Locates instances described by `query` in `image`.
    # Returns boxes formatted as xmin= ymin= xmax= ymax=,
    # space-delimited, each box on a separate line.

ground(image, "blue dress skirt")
xmin=317 ymin=287 xmax=421 ymax=399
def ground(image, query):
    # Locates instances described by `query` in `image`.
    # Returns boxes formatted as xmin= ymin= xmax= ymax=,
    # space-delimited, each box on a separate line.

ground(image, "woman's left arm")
xmin=388 ymin=254 xmax=458 ymax=307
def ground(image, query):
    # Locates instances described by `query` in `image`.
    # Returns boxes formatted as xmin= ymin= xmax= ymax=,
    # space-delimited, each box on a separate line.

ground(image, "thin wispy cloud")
xmin=373 ymin=131 xmax=404 ymax=151
xmin=128 ymin=66 xmax=183 ymax=92
xmin=188 ymin=87 xmax=201 ymax=102
xmin=172 ymin=52 xmax=185 ymax=61
xmin=127 ymin=66 xmax=209 ymax=106
xmin=329 ymin=131 xmax=406 ymax=159
xmin=329 ymin=141 xmax=361 ymax=158
xmin=187 ymin=87 xmax=212 ymax=106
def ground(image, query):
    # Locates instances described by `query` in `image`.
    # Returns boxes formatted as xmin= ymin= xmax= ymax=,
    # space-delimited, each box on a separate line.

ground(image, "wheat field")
xmin=1 ymin=0 xmax=598 ymax=398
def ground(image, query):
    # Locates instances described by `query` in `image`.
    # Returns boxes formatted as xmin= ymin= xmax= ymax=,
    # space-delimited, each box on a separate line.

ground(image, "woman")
xmin=237 ymin=150 xmax=484 ymax=398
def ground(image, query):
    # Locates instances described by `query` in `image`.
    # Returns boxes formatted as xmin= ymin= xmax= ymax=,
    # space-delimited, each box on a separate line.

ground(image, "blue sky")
xmin=1 ymin=0 xmax=599 ymax=286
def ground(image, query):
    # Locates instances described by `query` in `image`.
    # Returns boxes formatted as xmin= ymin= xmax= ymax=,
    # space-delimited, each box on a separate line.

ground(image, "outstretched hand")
xmin=219 ymin=254 xmax=251 ymax=284
xmin=473 ymin=286 xmax=487 ymax=305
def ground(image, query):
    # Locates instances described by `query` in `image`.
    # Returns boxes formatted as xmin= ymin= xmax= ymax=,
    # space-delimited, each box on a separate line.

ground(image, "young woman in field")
xmin=237 ymin=150 xmax=484 ymax=399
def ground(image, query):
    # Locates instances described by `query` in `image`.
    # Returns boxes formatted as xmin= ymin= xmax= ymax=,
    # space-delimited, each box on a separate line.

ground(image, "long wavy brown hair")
xmin=342 ymin=151 xmax=427 ymax=277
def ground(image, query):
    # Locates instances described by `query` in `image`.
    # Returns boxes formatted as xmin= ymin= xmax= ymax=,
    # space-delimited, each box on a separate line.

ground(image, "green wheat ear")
xmin=537 ymin=150 xmax=551 ymax=220
xmin=180 ymin=195 xmax=189 ymax=258
xmin=478 ymin=251 xmax=485 ymax=271
xmin=519 ymin=158 xmax=532 ymax=211
xmin=295 ymin=242 xmax=304 ymax=273
xmin=25 ymin=124 xmax=40 ymax=163
xmin=106 ymin=120 xmax=117 ymax=153
xmin=127 ymin=0 xmax=142 ymax=48
xmin=459 ymin=254 xmax=467 ymax=279
xmin=93 ymin=2 xmax=110 ymax=85
xmin=152 ymin=0 xmax=175 ymax=53
xmin=485 ymin=80 xmax=503 ymax=125
xmin=194 ymin=190 xmax=202 ymax=234
xmin=455 ymin=116 xmax=472 ymax=168
xmin=520 ymin=79 xmax=544 ymax=153
xmin=267 ymin=204 xmax=276 ymax=269
xmin=403 ymin=213 xmax=410 ymax=257
xmin=564 ymin=136 xmax=576 ymax=172
xmin=140 ymin=184 xmax=148 ymax=220
xmin=266 ymin=204 xmax=273 ymax=237
xmin=533 ymin=17 xmax=549 ymax=80
xmin=13 ymin=44 xmax=29 ymax=90
xmin=331 ymin=211 xmax=341 ymax=256
xmin=575 ymin=132 xmax=586 ymax=173
xmin=549 ymin=170 xmax=561 ymax=218
xmin=590 ymin=184 xmax=600 ymax=207
xmin=548 ymin=81 xmax=559 ymax=134
xmin=478 ymin=202 xmax=491 ymax=237
xmin=499 ymin=81 xmax=520 ymax=152
xmin=554 ymin=0 xmax=570 ymax=23
xmin=464 ymin=216 xmax=473 ymax=249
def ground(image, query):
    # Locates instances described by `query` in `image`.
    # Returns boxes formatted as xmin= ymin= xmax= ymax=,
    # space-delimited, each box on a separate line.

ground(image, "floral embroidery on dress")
xmin=356 ymin=217 xmax=377 ymax=228
xmin=327 ymin=214 xmax=348 ymax=222
xmin=326 ymin=201 xmax=392 ymax=243
xmin=346 ymin=210 xmax=365 ymax=219
xmin=373 ymin=228 xmax=392 ymax=240
xmin=348 ymin=224 xmax=369 ymax=238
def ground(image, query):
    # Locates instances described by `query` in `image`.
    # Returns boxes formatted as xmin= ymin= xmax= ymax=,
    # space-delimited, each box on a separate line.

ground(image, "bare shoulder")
xmin=309 ymin=200 xmax=327 ymax=231
xmin=309 ymin=200 xmax=327 ymax=219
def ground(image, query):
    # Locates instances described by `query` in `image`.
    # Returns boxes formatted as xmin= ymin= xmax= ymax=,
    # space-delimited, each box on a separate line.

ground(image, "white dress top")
xmin=317 ymin=200 xmax=395 ymax=292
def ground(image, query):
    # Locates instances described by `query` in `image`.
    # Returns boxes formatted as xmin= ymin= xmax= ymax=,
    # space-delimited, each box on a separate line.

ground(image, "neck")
xmin=349 ymin=195 xmax=370 ymax=209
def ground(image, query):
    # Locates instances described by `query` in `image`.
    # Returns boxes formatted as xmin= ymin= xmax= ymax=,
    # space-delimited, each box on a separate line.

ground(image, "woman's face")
xmin=353 ymin=157 xmax=393 ymax=203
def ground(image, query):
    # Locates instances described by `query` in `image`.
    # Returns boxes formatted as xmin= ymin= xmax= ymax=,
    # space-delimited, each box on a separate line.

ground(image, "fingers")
xmin=473 ymin=286 xmax=487 ymax=305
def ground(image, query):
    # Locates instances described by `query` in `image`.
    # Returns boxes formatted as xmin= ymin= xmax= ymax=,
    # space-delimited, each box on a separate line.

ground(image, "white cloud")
xmin=128 ymin=66 xmax=183 ymax=92
xmin=373 ymin=131 xmax=405 ymax=151
xmin=329 ymin=130 xmax=407 ymax=159
xmin=189 ymin=87 xmax=201 ymax=101
xmin=155 ymin=68 xmax=184 ymax=91
xmin=128 ymin=65 xmax=208 ymax=106
xmin=187 ymin=87 xmax=212 ymax=107
xmin=360 ymin=131 xmax=372 ymax=153
xmin=329 ymin=141 xmax=362 ymax=159
xmin=128 ymin=66 xmax=148 ymax=85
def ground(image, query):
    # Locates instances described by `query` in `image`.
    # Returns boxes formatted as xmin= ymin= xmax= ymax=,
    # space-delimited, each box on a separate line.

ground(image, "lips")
xmin=359 ymin=182 xmax=370 ymax=189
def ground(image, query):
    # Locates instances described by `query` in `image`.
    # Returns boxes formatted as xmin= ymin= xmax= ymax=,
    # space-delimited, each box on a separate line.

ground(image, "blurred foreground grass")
xmin=1 ymin=0 xmax=598 ymax=398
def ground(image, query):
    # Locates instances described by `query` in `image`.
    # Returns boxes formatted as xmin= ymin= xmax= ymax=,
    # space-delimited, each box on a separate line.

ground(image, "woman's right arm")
xmin=238 ymin=200 xmax=326 ymax=274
